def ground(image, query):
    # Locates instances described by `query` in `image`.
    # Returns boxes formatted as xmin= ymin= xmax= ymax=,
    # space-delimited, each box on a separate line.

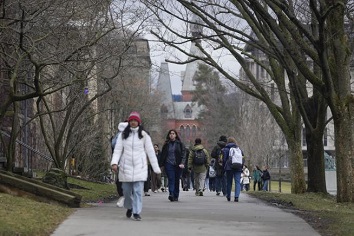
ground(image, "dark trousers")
xmin=181 ymin=171 xmax=190 ymax=190
xmin=253 ymin=180 xmax=262 ymax=191
xmin=115 ymin=177 xmax=123 ymax=197
xmin=144 ymin=165 xmax=151 ymax=192
xmin=165 ymin=162 xmax=182 ymax=198
xmin=209 ymin=177 xmax=216 ymax=191
xmin=215 ymin=173 xmax=226 ymax=195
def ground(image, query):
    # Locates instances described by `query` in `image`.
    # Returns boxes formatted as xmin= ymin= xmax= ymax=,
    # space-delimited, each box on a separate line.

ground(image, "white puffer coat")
xmin=111 ymin=125 xmax=161 ymax=182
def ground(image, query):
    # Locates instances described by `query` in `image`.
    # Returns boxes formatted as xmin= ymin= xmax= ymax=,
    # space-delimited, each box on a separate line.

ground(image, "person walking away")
xmin=111 ymin=112 xmax=161 ymax=221
xmin=210 ymin=135 xmax=227 ymax=196
xmin=151 ymin=144 xmax=162 ymax=193
xmin=252 ymin=165 xmax=262 ymax=191
xmin=208 ymin=158 xmax=217 ymax=191
xmin=242 ymin=165 xmax=250 ymax=191
xmin=223 ymin=137 xmax=245 ymax=202
xmin=160 ymin=129 xmax=186 ymax=202
xmin=188 ymin=138 xmax=210 ymax=196
xmin=261 ymin=166 xmax=271 ymax=191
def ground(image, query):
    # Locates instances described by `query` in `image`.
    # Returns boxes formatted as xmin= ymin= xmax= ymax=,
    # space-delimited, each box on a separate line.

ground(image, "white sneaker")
xmin=116 ymin=196 xmax=124 ymax=208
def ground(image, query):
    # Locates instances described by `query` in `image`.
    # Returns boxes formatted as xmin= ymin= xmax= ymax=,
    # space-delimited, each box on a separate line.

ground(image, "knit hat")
xmin=127 ymin=111 xmax=141 ymax=124
xmin=219 ymin=135 xmax=227 ymax=142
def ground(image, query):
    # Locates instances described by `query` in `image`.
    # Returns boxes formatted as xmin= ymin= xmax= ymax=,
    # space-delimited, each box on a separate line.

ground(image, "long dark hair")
xmin=164 ymin=129 xmax=181 ymax=143
xmin=122 ymin=124 xmax=144 ymax=139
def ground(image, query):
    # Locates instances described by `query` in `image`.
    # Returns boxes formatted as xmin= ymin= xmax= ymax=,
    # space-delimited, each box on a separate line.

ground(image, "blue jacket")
xmin=223 ymin=142 xmax=244 ymax=171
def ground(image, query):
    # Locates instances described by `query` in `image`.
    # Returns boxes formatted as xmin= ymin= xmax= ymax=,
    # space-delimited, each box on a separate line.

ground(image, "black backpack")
xmin=193 ymin=149 xmax=207 ymax=166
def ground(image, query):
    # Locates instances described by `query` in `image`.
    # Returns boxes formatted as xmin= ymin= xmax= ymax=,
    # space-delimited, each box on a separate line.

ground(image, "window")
xmin=179 ymin=126 xmax=185 ymax=140
xmin=186 ymin=126 xmax=190 ymax=139
xmin=192 ymin=125 xmax=197 ymax=138
xmin=184 ymin=105 xmax=192 ymax=118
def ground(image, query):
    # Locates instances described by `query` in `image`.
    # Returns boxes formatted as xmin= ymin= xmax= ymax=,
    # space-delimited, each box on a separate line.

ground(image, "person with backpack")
xmin=208 ymin=158 xmax=217 ymax=191
xmin=188 ymin=138 xmax=211 ymax=196
xmin=242 ymin=165 xmax=250 ymax=191
xmin=160 ymin=129 xmax=186 ymax=202
xmin=223 ymin=137 xmax=245 ymax=202
xmin=210 ymin=135 xmax=227 ymax=196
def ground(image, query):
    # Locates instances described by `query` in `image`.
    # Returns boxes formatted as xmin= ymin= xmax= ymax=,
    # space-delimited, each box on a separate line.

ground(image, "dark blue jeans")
xmin=165 ymin=162 xmax=182 ymax=199
xmin=226 ymin=170 xmax=242 ymax=199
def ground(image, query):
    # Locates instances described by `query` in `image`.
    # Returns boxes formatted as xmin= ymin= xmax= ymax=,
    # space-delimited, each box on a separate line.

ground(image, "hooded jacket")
xmin=111 ymin=122 xmax=161 ymax=182
xmin=188 ymin=144 xmax=211 ymax=174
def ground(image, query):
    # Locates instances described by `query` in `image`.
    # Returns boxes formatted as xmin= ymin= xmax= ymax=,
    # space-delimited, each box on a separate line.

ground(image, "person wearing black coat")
xmin=160 ymin=129 xmax=186 ymax=202
xmin=210 ymin=135 xmax=227 ymax=196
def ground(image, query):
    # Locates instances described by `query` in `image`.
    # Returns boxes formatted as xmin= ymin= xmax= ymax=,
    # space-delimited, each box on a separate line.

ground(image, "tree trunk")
xmin=287 ymin=139 xmax=307 ymax=194
xmin=304 ymin=96 xmax=327 ymax=193
xmin=333 ymin=110 xmax=354 ymax=202
xmin=326 ymin=3 xmax=354 ymax=202
xmin=305 ymin=128 xmax=327 ymax=193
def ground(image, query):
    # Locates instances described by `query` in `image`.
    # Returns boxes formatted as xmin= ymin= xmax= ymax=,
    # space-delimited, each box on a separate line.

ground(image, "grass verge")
xmin=247 ymin=182 xmax=354 ymax=236
xmin=0 ymin=176 xmax=117 ymax=236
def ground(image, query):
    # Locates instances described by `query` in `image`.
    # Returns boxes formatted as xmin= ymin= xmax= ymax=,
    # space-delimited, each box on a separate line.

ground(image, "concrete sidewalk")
xmin=51 ymin=190 xmax=320 ymax=236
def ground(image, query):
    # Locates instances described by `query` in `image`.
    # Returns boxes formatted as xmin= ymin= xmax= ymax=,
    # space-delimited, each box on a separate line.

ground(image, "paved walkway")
xmin=51 ymin=190 xmax=320 ymax=236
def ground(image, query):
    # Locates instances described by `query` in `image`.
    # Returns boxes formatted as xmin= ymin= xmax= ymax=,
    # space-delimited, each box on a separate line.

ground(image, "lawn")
xmin=0 ymin=176 xmax=117 ymax=236
xmin=247 ymin=180 xmax=354 ymax=236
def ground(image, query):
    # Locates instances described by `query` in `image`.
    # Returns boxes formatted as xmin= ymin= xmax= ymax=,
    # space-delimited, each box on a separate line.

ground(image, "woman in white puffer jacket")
xmin=111 ymin=112 xmax=161 ymax=221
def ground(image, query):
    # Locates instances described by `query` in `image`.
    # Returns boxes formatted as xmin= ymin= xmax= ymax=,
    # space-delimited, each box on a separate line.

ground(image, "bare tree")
xmin=142 ymin=0 xmax=354 ymax=201
xmin=142 ymin=0 xmax=306 ymax=194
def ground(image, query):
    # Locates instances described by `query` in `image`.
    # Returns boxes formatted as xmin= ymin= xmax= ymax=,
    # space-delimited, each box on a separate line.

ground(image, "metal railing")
xmin=0 ymin=130 xmax=53 ymax=162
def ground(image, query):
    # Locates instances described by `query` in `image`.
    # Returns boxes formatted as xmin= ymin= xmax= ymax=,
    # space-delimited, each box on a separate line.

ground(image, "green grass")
xmin=67 ymin=177 xmax=117 ymax=203
xmin=0 ymin=193 xmax=74 ymax=236
xmin=247 ymin=181 xmax=354 ymax=236
xmin=0 ymin=176 xmax=117 ymax=235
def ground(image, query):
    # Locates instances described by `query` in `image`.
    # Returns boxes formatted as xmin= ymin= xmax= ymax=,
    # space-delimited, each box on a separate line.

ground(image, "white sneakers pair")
xmin=116 ymin=196 xmax=124 ymax=208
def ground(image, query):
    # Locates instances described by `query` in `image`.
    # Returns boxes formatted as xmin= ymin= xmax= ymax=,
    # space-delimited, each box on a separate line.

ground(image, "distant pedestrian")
xmin=261 ymin=166 xmax=271 ymax=191
xmin=160 ymin=129 xmax=186 ymax=202
xmin=242 ymin=165 xmax=250 ymax=191
xmin=181 ymin=148 xmax=191 ymax=191
xmin=151 ymin=144 xmax=162 ymax=193
xmin=111 ymin=121 xmax=127 ymax=208
xmin=252 ymin=165 xmax=262 ymax=191
xmin=111 ymin=112 xmax=161 ymax=221
xmin=188 ymin=138 xmax=210 ymax=196
xmin=210 ymin=135 xmax=227 ymax=196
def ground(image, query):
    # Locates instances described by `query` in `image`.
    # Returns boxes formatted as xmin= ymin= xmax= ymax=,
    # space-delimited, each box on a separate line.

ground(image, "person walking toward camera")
xmin=111 ymin=112 xmax=161 ymax=221
xmin=188 ymin=138 xmax=210 ymax=196
xmin=261 ymin=166 xmax=271 ymax=191
xmin=160 ymin=129 xmax=186 ymax=202
xmin=111 ymin=121 xmax=128 ymax=208
xmin=151 ymin=144 xmax=162 ymax=193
